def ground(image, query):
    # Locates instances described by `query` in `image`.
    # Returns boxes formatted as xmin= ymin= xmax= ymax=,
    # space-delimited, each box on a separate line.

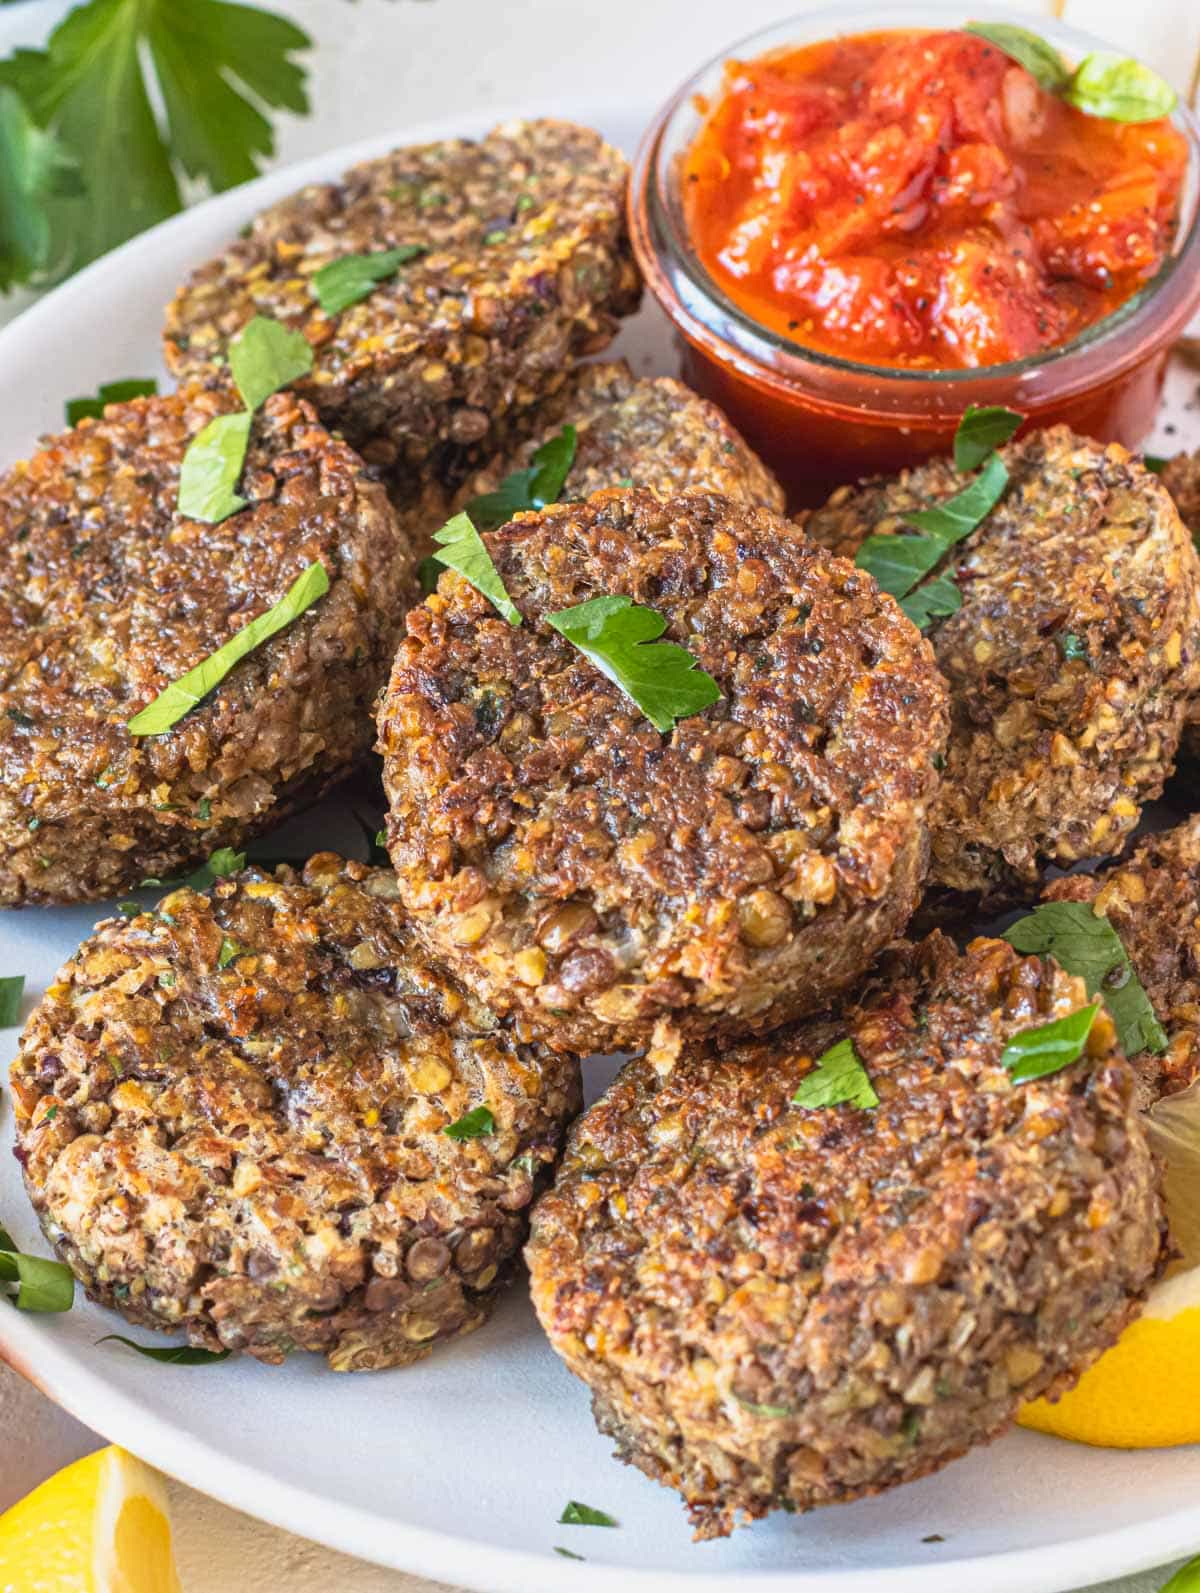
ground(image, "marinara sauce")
xmin=682 ymin=30 xmax=1188 ymax=370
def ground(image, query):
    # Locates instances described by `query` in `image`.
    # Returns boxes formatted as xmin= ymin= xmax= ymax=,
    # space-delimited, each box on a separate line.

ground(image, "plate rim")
xmin=0 ymin=94 xmax=1197 ymax=1593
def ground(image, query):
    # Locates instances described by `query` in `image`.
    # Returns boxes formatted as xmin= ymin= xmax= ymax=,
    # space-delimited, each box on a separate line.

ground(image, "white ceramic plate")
xmin=1 ymin=100 xmax=1198 ymax=1593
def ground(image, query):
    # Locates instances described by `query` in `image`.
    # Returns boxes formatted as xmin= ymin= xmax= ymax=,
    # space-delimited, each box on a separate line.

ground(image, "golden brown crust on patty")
xmin=378 ymin=489 xmax=948 ymax=1056
xmin=526 ymin=934 xmax=1164 ymax=1537
xmin=805 ymin=428 xmax=1200 ymax=897
xmin=163 ymin=120 xmax=640 ymax=474
xmin=0 ymin=387 xmax=412 ymax=906
xmin=9 ymin=854 xmax=581 ymax=1370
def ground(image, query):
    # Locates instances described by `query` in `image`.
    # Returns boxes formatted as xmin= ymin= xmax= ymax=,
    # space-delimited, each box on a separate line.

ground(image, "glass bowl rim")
xmin=637 ymin=0 xmax=1200 ymax=386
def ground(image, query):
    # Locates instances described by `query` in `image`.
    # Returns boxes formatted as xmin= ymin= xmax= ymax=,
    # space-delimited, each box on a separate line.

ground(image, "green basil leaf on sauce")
xmin=127 ymin=561 xmax=330 ymax=736
xmin=900 ymin=571 xmax=962 ymax=631
xmin=65 ymin=378 xmax=158 ymax=427
xmin=465 ymin=425 xmax=578 ymax=531
xmin=0 ymin=1229 xmax=74 ymax=1313
xmin=1000 ymin=1002 xmax=1100 ymax=1083
xmin=443 ymin=1105 xmax=496 ymax=1141
xmin=547 ymin=594 xmax=721 ymax=734
xmin=98 ymin=1334 xmax=231 ymax=1365
xmin=952 ymin=404 xmax=1023 ymax=473
xmin=228 ymin=315 xmax=314 ymax=413
xmin=559 ymin=1501 xmax=618 ymax=1528
xmin=1002 ymin=901 xmax=1167 ymax=1058
xmin=1066 ymin=53 xmax=1177 ymax=124
xmin=0 ymin=974 xmax=24 ymax=1026
xmin=791 ymin=1037 xmax=879 ymax=1110
xmin=312 ymin=245 xmax=426 ymax=314
xmin=177 ymin=410 xmax=252 ymax=525
xmin=965 ymin=22 xmax=1070 ymax=92
xmin=427 ymin=513 xmax=523 ymax=626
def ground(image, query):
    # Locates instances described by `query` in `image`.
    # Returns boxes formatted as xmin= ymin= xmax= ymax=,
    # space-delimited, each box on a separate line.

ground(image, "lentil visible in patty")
xmin=163 ymin=120 xmax=640 ymax=480
xmin=9 ymin=855 xmax=582 ymax=1370
xmin=0 ymin=387 xmax=411 ymax=906
xmin=378 ymin=489 xmax=948 ymax=1059
xmin=805 ymin=428 xmax=1200 ymax=898
xmin=526 ymin=933 xmax=1164 ymax=1537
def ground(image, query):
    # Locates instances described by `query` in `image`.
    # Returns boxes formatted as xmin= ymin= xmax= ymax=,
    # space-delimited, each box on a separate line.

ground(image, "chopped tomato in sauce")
xmin=682 ymin=30 xmax=1188 ymax=369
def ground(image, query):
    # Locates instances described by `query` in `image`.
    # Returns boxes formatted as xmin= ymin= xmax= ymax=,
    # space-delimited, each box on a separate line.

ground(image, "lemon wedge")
xmin=1020 ymin=1078 xmax=1200 ymax=1448
xmin=0 ymin=1445 xmax=181 ymax=1593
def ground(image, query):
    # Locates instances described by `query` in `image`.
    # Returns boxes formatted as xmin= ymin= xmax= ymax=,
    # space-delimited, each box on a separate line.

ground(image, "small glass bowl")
xmin=630 ymin=3 xmax=1200 ymax=506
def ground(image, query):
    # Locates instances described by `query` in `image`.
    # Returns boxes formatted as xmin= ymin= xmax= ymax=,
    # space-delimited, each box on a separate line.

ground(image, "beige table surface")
xmin=1 ymin=0 xmax=1198 ymax=1589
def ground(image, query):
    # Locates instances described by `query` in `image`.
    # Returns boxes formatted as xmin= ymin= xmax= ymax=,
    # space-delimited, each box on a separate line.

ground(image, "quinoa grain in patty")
xmin=379 ymin=489 xmax=947 ymax=1058
xmin=805 ymin=428 xmax=1200 ymax=898
xmin=0 ymin=385 xmax=411 ymax=906
xmin=9 ymin=855 xmax=582 ymax=1370
xmin=527 ymin=933 xmax=1164 ymax=1537
xmin=163 ymin=120 xmax=640 ymax=479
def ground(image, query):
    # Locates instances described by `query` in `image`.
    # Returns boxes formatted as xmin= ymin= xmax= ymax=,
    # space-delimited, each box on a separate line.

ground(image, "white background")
xmin=1 ymin=0 xmax=1198 ymax=1589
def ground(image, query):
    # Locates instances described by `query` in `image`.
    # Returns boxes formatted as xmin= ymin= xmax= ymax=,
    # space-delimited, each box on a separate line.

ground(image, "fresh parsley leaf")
xmin=547 ymin=594 xmax=720 ymax=734
xmin=0 ymin=0 xmax=311 ymax=284
xmin=0 ymin=84 xmax=81 ymax=293
xmin=1065 ymin=52 xmax=1176 ymax=124
xmin=443 ymin=1105 xmax=496 ymax=1141
xmin=791 ymin=1037 xmax=879 ymax=1110
xmin=857 ymin=453 xmax=1008 ymax=611
xmin=98 ymin=1334 xmax=231 ymax=1364
xmin=127 ymin=560 xmax=329 ymax=735
xmin=965 ymin=22 xmax=1070 ymax=91
xmin=65 ymin=377 xmax=157 ymax=426
xmin=417 ymin=555 xmax=442 ymax=596
xmin=228 ymin=314 xmax=314 ymax=412
xmin=1143 ymin=454 xmax=1168 ymax=475
xmin=1003 ymin=901 xmax=1167 ymax=1058
xmin=312 ymin=245 xmax=425 ymax=314
xmin=559 ymin=1502 xmax=618 ymax=1528
xmin=0 ymin=974 xmax=24 ymax=1026
xmin=1000 ymin=1002 xmax=1100 ymax=1084
xmin=555 ymin=1548 xmax=586 ymax=1561
xmin=0 ymin=1227 xmax=74 ymax=1313
xmin=1160 ymin=1555 xmax=1200 ymax=1593
xmin=427 ymin=513 xmax=522 ymax=626
xmin=217 ymin=936 xmax=244 ymax=969
xmin=177 ymin=410 xmax=251 ymax=524
xmin=465 ymin=425 xmax=578 ymax=531
xmin=905 ymin=453 xmax=1010 ymax=541
xmin=900 ymin=572 xmax=962 ymax=630
xmin=952 ymin=404 xmax=1023 ymax=473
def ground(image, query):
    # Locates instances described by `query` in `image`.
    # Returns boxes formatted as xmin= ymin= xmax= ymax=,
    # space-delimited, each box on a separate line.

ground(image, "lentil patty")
xmin=0 ymin=387 xmax=410 ymax=907
xmin=9 ymin=855 xmax=581 ymax=1370
xmin=526 ymin=933 xmax=1164 ymax=1538
xmin=163 ymin=120 xmax=640 ymax=476
xmin=1161 ymin=447 xmax=1200 ymax=761
xmin=457 ymin=361 xmax=785 ymax=520
xmin=1043 ymin=816 xmax=1200 ymax=1105
xmin=805 ymin=428 xmax=1200 ymax=898
xmin=378 ymin=490 xmax=947 ymax=1058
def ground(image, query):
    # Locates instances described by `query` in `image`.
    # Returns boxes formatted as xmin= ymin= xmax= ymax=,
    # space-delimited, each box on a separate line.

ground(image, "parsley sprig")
xmin=0 ymin=973 xmax=24 ymax=1027
xmin=547 ymin=595 xmax=721 ymax=734
xmin=791 ymin=1037 xmax=879 ymax=1110
xmin=127 ymin=560 xmax=329 ymax=736
xmin=65 ymin=377 xmax=157 ymax=427
xmin=1003 ymin=901 xmax=1167 ymax=1059
xmin=0 ymin=0 xmax=311 ymax=293
xmin=856 ymin=406 xmax=1022 ymax=629
xmin=0 ymin=1222 xmax=74 ymax=1313
xmin=966 ymin=24 xmax=1176 ymax=122
xmin=465 ymin=426 xmax=578 ymax=532
xmin=423 ymin=513 xmax=523 ymax=625
xmin=312 ymin=245 xmax=426 ymax=314
xmin=178 ymin=315 xmax=313 ymax=523
xmin=1000 ymin=1003 xmax=1100 ymax=1083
